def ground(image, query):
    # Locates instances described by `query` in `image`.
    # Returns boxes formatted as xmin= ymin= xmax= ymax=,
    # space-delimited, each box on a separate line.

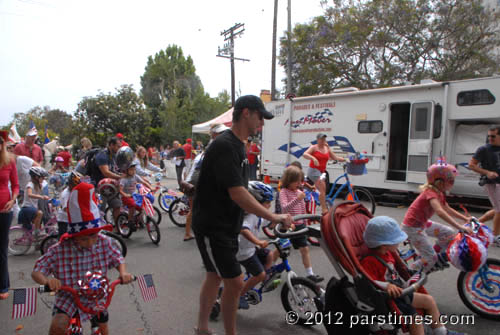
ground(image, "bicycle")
xmin=210 ymin=218 xmax=324 ymax=325
xmin=399 ymin=217 xmax=500 ymax=321
xmin=8 ymin=198 xmax=60 ymax=255
xmin=157 ymin=186 xmax=181 ymax=213
xmin=168 ymin=192 xmax=189 ymax=228
xmin=38 ymin=273 xmax=136 ymax=335
xmin=115 ymin=185 xmax=161 ymax=244
xmin=324 ymin=160 xmax=376 ymax=214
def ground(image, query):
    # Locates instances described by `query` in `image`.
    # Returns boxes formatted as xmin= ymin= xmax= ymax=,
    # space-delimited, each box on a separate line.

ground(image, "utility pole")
xmin=271 ymin=0 xmax=278 ymax=100
xmin=217 ymin=23 xmax=250 ymax=107
xmin=286 ymin=0 xmax=293 ymax=96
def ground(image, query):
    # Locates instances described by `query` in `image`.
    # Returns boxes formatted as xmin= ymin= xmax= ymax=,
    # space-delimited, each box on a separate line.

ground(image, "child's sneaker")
xmin=446 ymin=329 xmax=468 ymax=335
xmin=238 ymin=295 xmax=249 ymax=310
xmin=493 ymin=235 xmax=500 ymax=247
xmin=307 ymin=274 xmax=324 ymax=283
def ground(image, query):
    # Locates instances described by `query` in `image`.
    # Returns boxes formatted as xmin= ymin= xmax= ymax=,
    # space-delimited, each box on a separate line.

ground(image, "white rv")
xmin=261 ymin=76 xmax=500 ymax=199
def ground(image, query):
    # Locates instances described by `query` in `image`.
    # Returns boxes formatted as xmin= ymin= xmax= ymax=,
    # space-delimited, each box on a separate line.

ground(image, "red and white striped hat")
xmin=66 ymin=182 xmax=111 ymax=238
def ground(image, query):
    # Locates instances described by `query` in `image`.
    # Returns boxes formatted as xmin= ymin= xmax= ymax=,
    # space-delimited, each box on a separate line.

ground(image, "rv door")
xmin=407 ymin=102 xmax=434 ymax=183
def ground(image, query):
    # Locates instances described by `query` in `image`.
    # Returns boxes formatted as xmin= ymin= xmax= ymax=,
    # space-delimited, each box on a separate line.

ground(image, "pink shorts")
xmin=484 ymin=184 xmax=500 ymax=212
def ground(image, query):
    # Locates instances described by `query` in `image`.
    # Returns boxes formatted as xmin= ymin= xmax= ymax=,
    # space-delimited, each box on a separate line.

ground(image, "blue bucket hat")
xmin=363 ymin=216 xmax=407 ymax=249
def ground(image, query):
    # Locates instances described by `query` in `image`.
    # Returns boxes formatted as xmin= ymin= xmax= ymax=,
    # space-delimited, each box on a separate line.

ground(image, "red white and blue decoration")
xmin=447 ymin=233 xmax=487 ymax=272
xmin=66 ymin=183 xmax=111 ymax=238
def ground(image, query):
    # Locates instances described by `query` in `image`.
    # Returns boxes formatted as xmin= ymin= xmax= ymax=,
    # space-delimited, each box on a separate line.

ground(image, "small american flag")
xmin=137 ymin=274 xmax=157 ymax=302
xmin=12 ymin=288 xmax=37 ymax=319
xmin=139 ymin=186 xmax=155 ymax=218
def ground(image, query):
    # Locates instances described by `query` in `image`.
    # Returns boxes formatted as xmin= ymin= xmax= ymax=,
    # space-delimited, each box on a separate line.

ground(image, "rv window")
xmin=358 ymin=120 xmax=383 ymax=133
xmin=415 ymin=108 xmax=428 ymax=132
xmin=433 ymin=105 xmax=442 ymax=139
xmin=457 ymin=90 xmax=495 ymax=106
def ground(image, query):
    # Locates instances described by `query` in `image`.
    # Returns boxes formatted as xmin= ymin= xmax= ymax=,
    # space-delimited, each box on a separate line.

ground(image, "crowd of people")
xmin=0 ymin=95 xmax=498 ymax=335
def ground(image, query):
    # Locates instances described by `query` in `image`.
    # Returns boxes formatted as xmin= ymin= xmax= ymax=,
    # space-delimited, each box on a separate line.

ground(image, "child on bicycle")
xmin=32 ymin=182 xmax=133 ymax=335
xmin=55 ymin=171 xmax=83 ymax=237
xmin=119 ymin=161 xmax=152 ymax=229
xmin=236 ymin=181 xmax=279 ymax=309
xmin=18 ymin=167 xmax=50 ymax=238
xmin=402 ymin=159 xmax=473 ymax=273
xmin=279 ymin=165 xmax=323 ymax=283
xmin=49 ymin=156 xmax=68 ymax=190
xmin=362 ymin=216 xmax=467 ymax=335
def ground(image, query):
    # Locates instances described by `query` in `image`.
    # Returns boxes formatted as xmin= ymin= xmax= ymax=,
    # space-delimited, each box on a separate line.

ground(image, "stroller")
xmin=276 ymin=202 xmax=428 ymax=335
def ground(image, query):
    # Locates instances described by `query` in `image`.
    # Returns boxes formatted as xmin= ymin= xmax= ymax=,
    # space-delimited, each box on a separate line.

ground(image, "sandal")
xmin=0 ymin=292 xmax=9 ymax=300
xmin=183 ymin=236 xmax=195 ymax=242
xmin=194 ymin=327 xmax=216 ymax=335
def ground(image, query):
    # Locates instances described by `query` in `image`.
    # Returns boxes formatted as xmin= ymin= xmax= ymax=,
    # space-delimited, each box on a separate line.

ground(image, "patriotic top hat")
xmin=65 ymin=182 xmax=112 ymax=238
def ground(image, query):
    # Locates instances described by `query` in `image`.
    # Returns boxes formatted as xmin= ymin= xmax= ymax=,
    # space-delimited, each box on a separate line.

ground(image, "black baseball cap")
xmin=316 ymin=133 xmax=327 ymax=139
xmin=234 ymin=95 xmax=274 ymax=120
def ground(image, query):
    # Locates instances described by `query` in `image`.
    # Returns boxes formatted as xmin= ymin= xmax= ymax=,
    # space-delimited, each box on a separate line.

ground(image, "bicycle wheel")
xmin=40 ymin=234 xmax=59 ymax=255
xmin=152 ymin=206 xmax=162 ymax=225
xmin=281 ymin=277 xmax=322 ymax=326
xmin=101 ymin=230 xmax=128 ymax=257
xmin=8 ymin=226 xmax=32 ymax=255
xmin=104 ymin=206 xmax=114 ymax=225
xmin=116 ymin=213 xmax=132 ymax=238
xmin=158 ymin=191 xmax=175 ymax=212
xmin=345 ymin=187 xmax=376 ymax=214
xmin=168 ymin=198 xmax=188 ymax=227
xmin=146 ymin=217 xmax=161 ymax=244
xmin=457 ymin=258 xmax=500 ymax=320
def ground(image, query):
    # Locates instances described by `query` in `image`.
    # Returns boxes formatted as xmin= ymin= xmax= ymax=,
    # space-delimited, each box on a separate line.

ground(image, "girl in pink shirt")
xmin=279 ymin=166 xmax=323 ymax=283
xmin=402 ymin=160 xmax=472 ymax=273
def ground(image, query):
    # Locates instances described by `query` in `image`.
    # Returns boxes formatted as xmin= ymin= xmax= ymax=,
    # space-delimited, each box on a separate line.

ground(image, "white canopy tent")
xmin=192 ymin=107 xmax=233 ymax=134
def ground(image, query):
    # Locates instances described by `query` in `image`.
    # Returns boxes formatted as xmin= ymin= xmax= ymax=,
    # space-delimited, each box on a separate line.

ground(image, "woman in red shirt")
xmin=0 ymin=130 xmax=19 ymax=299
xmin=302 ymin=133 xmax=345 ymax=215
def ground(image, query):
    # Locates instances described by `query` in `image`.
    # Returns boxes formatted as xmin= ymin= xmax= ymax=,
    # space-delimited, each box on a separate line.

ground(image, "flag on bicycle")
xmin=138 ymin=185 xmax=155 ymax=218
xmin=137 ymin=274 xmax=157 ymax=302
xmin=12 ymin=287 xmax=37 ymax=319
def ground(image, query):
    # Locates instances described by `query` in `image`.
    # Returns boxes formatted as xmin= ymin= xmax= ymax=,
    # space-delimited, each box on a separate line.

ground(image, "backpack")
xmin=81 ymin=148 xmax=103 ymax=179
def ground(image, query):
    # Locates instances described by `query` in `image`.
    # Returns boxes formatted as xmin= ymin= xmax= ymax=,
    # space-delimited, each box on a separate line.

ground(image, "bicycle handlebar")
xmin=274 ymin=214 xmax=322 ymax=238
xmin=39 ymin=276 xmax=136 ymax=315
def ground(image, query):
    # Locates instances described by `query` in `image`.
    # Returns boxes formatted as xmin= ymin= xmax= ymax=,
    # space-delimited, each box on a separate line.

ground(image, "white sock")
xmin=305 ymin=267 xmax=314 ymax=276
xmin=433 ymin=326 xmax=447 ymax=335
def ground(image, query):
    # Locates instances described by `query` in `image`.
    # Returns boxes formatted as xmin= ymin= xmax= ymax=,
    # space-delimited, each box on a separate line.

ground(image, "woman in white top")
xmin=133 ymin=146 xmax=162 ymax=178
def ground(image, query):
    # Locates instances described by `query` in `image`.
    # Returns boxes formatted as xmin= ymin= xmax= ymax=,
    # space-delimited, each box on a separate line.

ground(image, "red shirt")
xmin=361 ymin=252 xmax=398 ymax=285
xmin=403 ymin=188 xmax=446 ymax=228
xmin=279 ymin=188 xmax=307 ymax=225
xmin=0 ymin=160 xmax=20 ymax=210
xmin=308 ymin=149 xmax=329 ymax=172
xmin=57 ymin=150 xmax=72 ymax=168
xmin=247 ymin=143 xmax=260 ymax=165
xmin=147 ymin=147 xmax=155 ymax=159
xmin=14 ymin=142 xmax=43 ymax=163
xmin=183 ymin=143 xmax=193 ymax=160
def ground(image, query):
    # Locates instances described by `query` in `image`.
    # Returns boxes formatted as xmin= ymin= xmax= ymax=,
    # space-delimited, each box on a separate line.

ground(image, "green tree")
xmin=11 ymin=106 xmax=72 ymax=144
xmin=281 ymin=0 xmax=500 ymax=96
xmin=75 ymin=85 xmax=151 ymax=148
xmin=141 ymin=45 xmax=228 ymax=144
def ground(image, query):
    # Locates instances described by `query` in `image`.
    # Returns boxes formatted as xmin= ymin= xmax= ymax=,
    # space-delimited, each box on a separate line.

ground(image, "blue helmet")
xmin=363 ymin=216 xmax=407 ymax=249
xmin=248 ymin=181 xmax=274 ymax=203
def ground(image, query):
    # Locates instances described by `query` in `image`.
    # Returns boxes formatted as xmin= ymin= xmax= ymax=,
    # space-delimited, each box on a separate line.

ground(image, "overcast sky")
xmin=0 ymin=0 xmax=325 ymax=126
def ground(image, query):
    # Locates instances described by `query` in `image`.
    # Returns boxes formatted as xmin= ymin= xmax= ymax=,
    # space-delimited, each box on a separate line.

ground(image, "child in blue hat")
xmin=361 ymin=216 xmax=467 ymax=335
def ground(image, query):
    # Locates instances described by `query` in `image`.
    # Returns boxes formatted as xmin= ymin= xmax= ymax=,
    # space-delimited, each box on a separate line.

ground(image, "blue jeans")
xmin=0 ymin=211 xmax=13 ymax=293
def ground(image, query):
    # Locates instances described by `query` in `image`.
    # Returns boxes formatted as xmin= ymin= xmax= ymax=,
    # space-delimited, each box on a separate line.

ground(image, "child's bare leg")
xmin=97 ymin=322 xmax=109 ymax=335
xmin=241 ymin=272 xmax=266 ymax=296
xmin=34 ymin=210 xmax=43 ymax=230
xmin=412 ymin=293 xmax=443 ymax=330
xmin=128 ymin=207 xmax=135 ymax=222
xmin=49 ymin=313 xmax=70 ymax=335
xmin=408 ymin=318 xmax=425 ymax=335
xmin=299 ymin=246 xmax=312 ymax=269
xmin=264 ymin=250 xmax=279 ymax=270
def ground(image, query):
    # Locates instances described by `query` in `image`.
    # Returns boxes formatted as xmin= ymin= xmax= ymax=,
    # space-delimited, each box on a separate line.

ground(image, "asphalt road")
xmin=1 ymin=177 xmax=499 ymax=335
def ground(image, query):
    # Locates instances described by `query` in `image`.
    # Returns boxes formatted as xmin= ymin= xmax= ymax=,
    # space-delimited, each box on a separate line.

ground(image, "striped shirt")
xmin=279 ymin=188 xmax=306 ymax=225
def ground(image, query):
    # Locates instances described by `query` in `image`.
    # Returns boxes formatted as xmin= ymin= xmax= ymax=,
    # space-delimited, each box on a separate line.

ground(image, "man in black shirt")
xmin=192 ymin=95 xmax=292 ymax=335
xmin=170 ymin=140 xmax=185 ymax=188
xmin=469 ymin=125 xmax=500 ymax=247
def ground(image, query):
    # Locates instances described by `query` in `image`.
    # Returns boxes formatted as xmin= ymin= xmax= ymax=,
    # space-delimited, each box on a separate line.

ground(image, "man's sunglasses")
xmin=488 ymin=135 xmax=497 ymax=138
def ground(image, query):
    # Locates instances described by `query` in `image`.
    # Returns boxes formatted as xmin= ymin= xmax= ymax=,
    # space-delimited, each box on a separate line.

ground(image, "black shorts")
xmin=240 ymin=248 xmax=270 ymax=276
xmin=53 ymin=306 xmax=109 ymax=324
xmin=394 ymin=292 xmax=416 ymax=316
xmin=194 ymin=232 xmax=241 ymax=279
xmin=290 ymin=223 xmax=308 ymax=249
